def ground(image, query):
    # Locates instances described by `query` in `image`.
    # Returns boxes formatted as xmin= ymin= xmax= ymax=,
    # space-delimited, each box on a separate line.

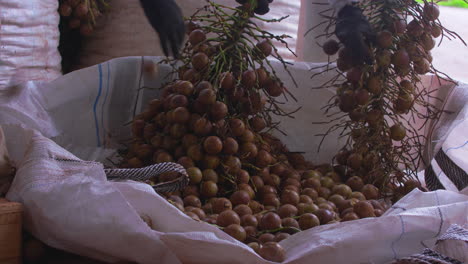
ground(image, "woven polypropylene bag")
xmin=0 ymin=0 xmax=62 ymax=89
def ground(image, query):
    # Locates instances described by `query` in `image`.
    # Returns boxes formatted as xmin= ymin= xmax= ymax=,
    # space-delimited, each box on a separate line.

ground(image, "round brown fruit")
xmin=220 ymin=72 xmax=235 ymax=91
xmin=315 ymin=209 xmax=335 ymax=224
xmin=197 ymin=89 xmax=216 ymax=105
xmin=377 ymin=30 xmax=393 ymax=48
xmin=414 ymin=58 xmax=431 ymax=75
xmin=275 ymin=233 xmax=290 ymax=242
xmin=230 ymin=190 xmax=251 ymax=206
xmin=390 ymin=124 xmax=406 ymax=141
xmin=178 ymin=157 xmax=195 ymax=169
xmin=224 ymin=224 xmax=246 ymax=242
xmin=187 ymin=167 xmax=202 ymax=184
xmin=376 ymin=50 xmax=392 ymax=68
xmin=234 ymin=204 xmax=253 ymax=218
xmin=249 ymin=116 xmax=267 ymax=132
xmin=193 ymin=118 xmax=212 ymax=136
xmin=187 ymin=145 xmax=203 ymax=161
xmin=299 ymin=213 xmax=320 ymax=230
xmin=212 ymin=198 xmax=233 ymax=214
xmin=241 ymin=214 xmax=258 ymax=227
xmin=423 ymin=3 xmax=440 ymax=21
xmin=282 ymin=217 xmax=300 ymax=229
xmin=347 ymin=153 xmax=363 ymax=170
xmin=322 ymin=39 xmax=340 ymax=55
xmin=74 ymin=3 xmax=89 ymax=18
xmin=346 ymin=176 xmax=364 ymax=191
xmin=170 ymin=94 xmax=189 ymax=109
xmin=59 ymin=4 xmax=73 ymax=17
xmin=200 ymin=181 xmax=218 ymax=198
xmin=256 ymin=68 xmax=269 ymax=86
xmin=265 ymin=80 xmax=283 ymax=97
xmin=392 ymin=49 xmax=410 ymax=68
xmin=202 ymin=169 xmax=218 ymax=182
xmin=256 ymin=39 xmax=273 ymax=57
xmin=339 ymin=90 xmax=356 ymax=113
xmin=203 ymin=136 xmax=223 ymax=155
xmin=258 ymin=233 xmax=275 ymax=244
xmin=183 ymin=195 xmax=202 ymax=208
xmin=251 ymin=176 xmax=264 ymax=190
xmin=332 ymin=184 xmax=352 ymax=198
xmin=342 ymin=212 xmax=360 ymax=221
xmin=302 ymin=188 xmax=319 ymax=200
xmin=240 ymin=142 xmax=258 ymax=160
xmin=400 ymin=80 xmax=414 ymax=94
xmin=172 ymin=107 xmax=190 ymax=124
xmin=256 ymin=150 xmax=273 ymax=168
xmin=391 ymin=19 xmax=407 ymax=35
xmin=395 ymin=93 xmax=414 ymax=113
xmin=189 ymin=29 xmax=206 ymax=46
xmin=260 ymin=212 xmax=282 ymax=230
xmin=355 ymin=89 xmax=370 ymax=105
xmin=346 ymin=68 xmax=362 ymax=83
xmin=258 ymin=242 xmax=286 ymax=262
xmin=421 ymin=34 xmax=436 ymax=51
xmin=242 ymin=70 xmax=257 ymax=89
xmin=362 ymin=184 xmax=379 ymax=200
xmin=237 ymin=170 xmax=250 ymax=184
xmin=223 ymin=137 xmax=239 ymax=155
xmin=202 ymin=155 xmax=220 ymax=170
xmin=278 ymin=204 xmax=298 ymax=219
xmin=192 ymin=52 xmax=210 ymax=71
xmin=217 ymin=210 xmax=241 ymax=227
xmin=210 ymin=101 xmax=228 ymax=121
xmin=249 ymin=200 xmax=265 ymax=214
xmin=229 ymin=119 xmax=246 ymax=136
xmin=366 ymin=109 xmax=383 ymax=126
xmin=182 ymin=134 xmax=198 ymax=149
xmin=407 ymin=20 xmax=424 ymax=37
xmin=281 ymin=190 xmax=300 ymax=206
xmin=224 ymin=156 xmax=242 ymax=174
xmin=194 ymin=81 xmax=212 ymax=95
xmin=431 ymin=25 xmax=442 ymax=38
xmin=353 ymin=201 xmax=376 ymax=218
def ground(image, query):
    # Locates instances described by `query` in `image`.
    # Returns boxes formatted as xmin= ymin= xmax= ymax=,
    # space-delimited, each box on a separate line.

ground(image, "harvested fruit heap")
xmin=121 ymin=0 xmax=390 ymax=262
xmin=312 ymin=0 xmax=467 ymax=202
xmin=58 ymin=0 xmax=109 ymax=36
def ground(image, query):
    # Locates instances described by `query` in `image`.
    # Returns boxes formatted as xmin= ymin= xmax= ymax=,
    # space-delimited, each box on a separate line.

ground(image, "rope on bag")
xmin=105 ymin=162 xmax=189 ymax=193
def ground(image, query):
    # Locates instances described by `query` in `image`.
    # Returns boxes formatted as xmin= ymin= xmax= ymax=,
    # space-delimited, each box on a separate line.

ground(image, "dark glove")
xmin=235 ymin=0 xmax=273 ymax=15
xmin=139 ymin=0 xmax=186 ymax=58
xmin=335 ymin=4 xmax=376 ymax=66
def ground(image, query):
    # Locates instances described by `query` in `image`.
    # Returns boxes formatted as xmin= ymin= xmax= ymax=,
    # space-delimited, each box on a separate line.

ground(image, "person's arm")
xmin=139 ymin=0 xmax=186 ymax=58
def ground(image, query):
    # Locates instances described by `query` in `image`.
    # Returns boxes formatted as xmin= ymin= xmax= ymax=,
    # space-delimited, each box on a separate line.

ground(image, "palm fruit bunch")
xmin=58 ymin=0 xmax=109 ymax=36
xmin=312 ymin=0 xmax=466 ymax=202
xmin=121 ymin=0 xmax=390 ymax=262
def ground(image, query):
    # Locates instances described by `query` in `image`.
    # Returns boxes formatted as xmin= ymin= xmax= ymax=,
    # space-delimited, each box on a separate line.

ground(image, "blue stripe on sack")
xmin=445 ymin=140 xmax=468 ymax=153
xmin=93 ymin=64 xmax=103 ymax=147
xmin=391 ymin=215 xmax=406 ymax=259
xmin=434 ymin=191 xmax=444 ymax=238
xmin=100 ymin=62 xmax=111 ymax=146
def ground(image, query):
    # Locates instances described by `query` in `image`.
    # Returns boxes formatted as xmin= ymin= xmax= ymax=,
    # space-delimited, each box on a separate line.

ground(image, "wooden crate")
xmin=0 ymin=198 xmax=23 ymax=264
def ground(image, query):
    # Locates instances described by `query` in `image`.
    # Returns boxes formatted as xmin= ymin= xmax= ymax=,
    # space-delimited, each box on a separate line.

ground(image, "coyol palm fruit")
xmin=123 ymin=0 xmax=398 ymax=257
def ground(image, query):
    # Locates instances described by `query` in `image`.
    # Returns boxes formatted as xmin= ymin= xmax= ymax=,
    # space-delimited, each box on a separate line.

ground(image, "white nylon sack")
xmin=0 ymin=57 xmax=467 ymax=263
xmin=74 ymin=0 xmax=300 ymax=70
xmin=2 ymin=123 xmax=467 ymax=264
xmin=0 ymin=0 xmax=62 ymax=89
